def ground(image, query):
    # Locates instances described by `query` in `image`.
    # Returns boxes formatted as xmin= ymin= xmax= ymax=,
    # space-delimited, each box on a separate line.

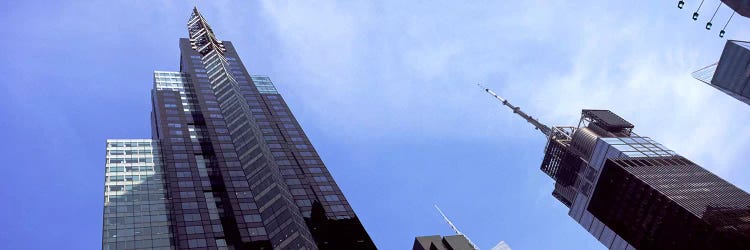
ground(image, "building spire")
xmin=188 ymin=7 xmax=226 ymax=55
xmin=478 ymin=84 xmax=551 ymax=136
xmin=435 ymin=204 xmax=479 ymax=250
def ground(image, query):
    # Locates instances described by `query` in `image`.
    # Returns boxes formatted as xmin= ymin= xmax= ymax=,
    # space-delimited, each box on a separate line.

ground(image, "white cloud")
xmin=257 ymin=1 xmax=750 ymax=182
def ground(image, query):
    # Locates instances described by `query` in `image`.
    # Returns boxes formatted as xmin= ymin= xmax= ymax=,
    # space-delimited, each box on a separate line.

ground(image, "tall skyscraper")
xmin=102 ymin=8 xmax=374 ymax=250
xmin=481 ymin=87 xmax=750 ymax=249
xmin=693 ymin=40 xmax=750 ymax=106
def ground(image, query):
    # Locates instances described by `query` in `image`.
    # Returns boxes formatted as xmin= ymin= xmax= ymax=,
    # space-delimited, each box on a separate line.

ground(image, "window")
xmin=183 ymin=213 xmax=201 ymax=221
xmin=179 ymin=191 xmax=196 ymax=198
xmin=330 ymin=205 xmax=346 ymax=212
xmin=295 ymin=144 xmax=308 ymax=150
xmin=232 ymin=180 xmax=249 ymax=188
xmin=264 ymin=136 xmax=277 ymax=141
xmin=216 ymin=239 xmax=227 ymax=247
xmin=296 ymin=199 xmax=311 ymax=207
xmin=182 ymin=202 xmax=198 ymax=209
xmin=286 ymin=179 xmax=301 ymax=185
xmin=248 ymin=227 xmax=267 ymax=236
xmin=244 ymin=214 xmax=262 ymax=222
xmin=291 ymin=189 xmax=306 ymax=195
xmin=187 ymin=239 xmax=207 ymax=248
xmin=319 ymin=186 xmax=334 ymax=191
xmin=314 ymin=176 xmax=328 ymax=182
xmin=186 ymin=226 xmax=204 ymax=234
xmin=308 ymin=168 xmax=323 ymax=173
xmin=299 ymin=152 xmax=313 ymax=157
xmin=324 ymin=195 xmax=340 ymax=201
xmin=281 ymin=169 xmax=295 ymax=175
xmin=239 ymin=203 xmax=257 ymax=210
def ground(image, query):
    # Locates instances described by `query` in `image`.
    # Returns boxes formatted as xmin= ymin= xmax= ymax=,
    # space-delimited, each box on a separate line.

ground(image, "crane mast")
xmin=478 ymin=84 xmax=551 ymax=136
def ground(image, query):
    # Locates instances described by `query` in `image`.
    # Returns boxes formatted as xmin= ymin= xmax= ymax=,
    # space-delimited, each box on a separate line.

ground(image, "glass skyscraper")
xmin=102 ymin=8 xmax=374 ymax=250
xmin=539 ymin=110 xmax=750 ymax=249
xmin=692 ymin=40 xmax=750 ymax=106
xmin=102 ymin=139 xmax=172 ymax=249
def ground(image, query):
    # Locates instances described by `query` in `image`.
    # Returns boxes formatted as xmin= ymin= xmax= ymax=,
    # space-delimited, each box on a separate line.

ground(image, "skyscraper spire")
xmin=435 ymin=204 xmax=479 ymax=250
xmin=187 ymin=7 xmax=226 ymax=55
xmin=478 ymin=84 xmax=551 ymax=136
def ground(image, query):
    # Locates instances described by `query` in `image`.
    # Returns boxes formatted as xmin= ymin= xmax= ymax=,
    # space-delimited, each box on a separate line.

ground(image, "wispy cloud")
xmin=258 ymin=1 xmax=750 ymax=182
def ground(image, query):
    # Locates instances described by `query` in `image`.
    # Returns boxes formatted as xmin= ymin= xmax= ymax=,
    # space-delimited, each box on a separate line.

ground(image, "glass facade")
xmin=102 ymin=139 xmax=172 ymax=250
xmin=413 ymin=235 xmax=475 ymax=250
xmin=692 ymin=40 xmax=750 ymax=105
xmin=103 ymin=8 xmax=374 ymax=250
xmin=540 ymin=110 xmax=750 ymax=249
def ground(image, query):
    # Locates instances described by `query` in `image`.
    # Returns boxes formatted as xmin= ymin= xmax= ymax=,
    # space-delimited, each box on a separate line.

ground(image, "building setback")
xmin=102 ymin=8 xmax=374 ymax=250
xmin=482 ymin=86 xmax=750 ymax=249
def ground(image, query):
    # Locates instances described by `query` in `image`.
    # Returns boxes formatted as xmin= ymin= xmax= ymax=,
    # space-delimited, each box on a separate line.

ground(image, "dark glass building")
xmin=103 ymin=8 xmax=374 ymax=250
xmin=412 ymin=235 xmax=475 ymax=250
xmin=693 ymin=40 xmax=750 ymax=106
xmin=482 ymin=87 xmax=750 ymax=250
xmin=539 ymin=110 xmax=750 ymax=249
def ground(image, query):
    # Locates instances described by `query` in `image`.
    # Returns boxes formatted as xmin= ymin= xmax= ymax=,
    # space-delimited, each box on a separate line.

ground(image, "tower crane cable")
xmin=706 ymin=2 xmax=722 ymax=30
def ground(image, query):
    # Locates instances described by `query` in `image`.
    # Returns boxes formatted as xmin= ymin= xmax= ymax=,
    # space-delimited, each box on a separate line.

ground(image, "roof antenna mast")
xmin=434 ymin=204 xmax=480 ymax=250
xmin=478 ymin=84 xmax=551 ymax=136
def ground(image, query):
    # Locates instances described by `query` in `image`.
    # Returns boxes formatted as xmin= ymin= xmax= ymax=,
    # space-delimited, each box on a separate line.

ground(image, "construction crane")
xmin=435 ymin=204 xmax=480 ymax=250
xmin=478 ymin=84 xmax=551 ymax=136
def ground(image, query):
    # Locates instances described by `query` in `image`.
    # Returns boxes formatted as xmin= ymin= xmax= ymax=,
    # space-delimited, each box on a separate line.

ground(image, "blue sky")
xmin=1 ymin=1 xmax=749 ymax=249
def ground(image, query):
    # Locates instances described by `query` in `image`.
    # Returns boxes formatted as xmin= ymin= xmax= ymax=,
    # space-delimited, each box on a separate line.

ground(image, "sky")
xmin=0 ymin=1 xmax=749 ymax=249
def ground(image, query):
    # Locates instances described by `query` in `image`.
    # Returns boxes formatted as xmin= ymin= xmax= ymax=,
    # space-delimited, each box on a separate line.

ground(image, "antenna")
xmin=434 ymin=204 xmax=480 ymax=250
xmin=478 ymin=84 xmax=552 ymax=136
